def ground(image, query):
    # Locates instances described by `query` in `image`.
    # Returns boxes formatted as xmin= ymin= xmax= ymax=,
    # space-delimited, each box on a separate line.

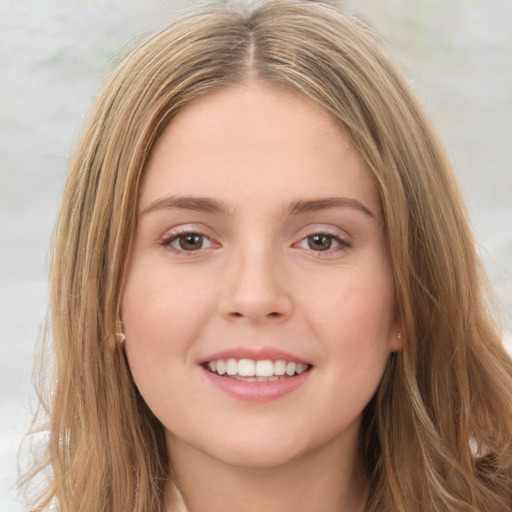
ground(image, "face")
xmin=122 ymin=83 xmax=400 ymax=470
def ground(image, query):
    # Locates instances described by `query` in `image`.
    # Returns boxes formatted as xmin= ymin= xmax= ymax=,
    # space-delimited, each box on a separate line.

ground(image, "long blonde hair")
xmin=23 ymin=1 xmax=512 ymax=511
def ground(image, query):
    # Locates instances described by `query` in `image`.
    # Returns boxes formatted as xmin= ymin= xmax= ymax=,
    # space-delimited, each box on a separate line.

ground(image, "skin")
xmin=122 ymin=82 xmax=401 ymax=512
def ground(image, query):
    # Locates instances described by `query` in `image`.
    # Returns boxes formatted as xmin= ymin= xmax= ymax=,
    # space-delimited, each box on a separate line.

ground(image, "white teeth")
xmin=255 ymin=360 xmax=274 ymax=377
xmin=233 ymin=375 xmax=257 ymax=382
xmin=274 ymin=360 xmax=286 ymax=376
xmin=205 ymin=358 xmax=310 ymax=378
xmin=296 ymin=364 xmax=308 ymax=375
xmin=286 ymin=362 xmax=297 ymax=376
xmin=226 ymin=358 xmax=237 ymax=375
xmin=216 ymin=360 xmax=226 ymax=375
xmin=238 ymin=359 xmax=256 ymax=376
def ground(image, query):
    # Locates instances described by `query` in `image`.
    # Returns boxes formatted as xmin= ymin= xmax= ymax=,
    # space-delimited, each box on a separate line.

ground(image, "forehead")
xmin=140 ymin=83 xmax=380 ymax=215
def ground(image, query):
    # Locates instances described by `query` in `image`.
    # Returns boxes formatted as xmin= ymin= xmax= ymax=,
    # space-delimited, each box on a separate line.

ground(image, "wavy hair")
xmin=22 ymin=1 xmax=512 ymax=510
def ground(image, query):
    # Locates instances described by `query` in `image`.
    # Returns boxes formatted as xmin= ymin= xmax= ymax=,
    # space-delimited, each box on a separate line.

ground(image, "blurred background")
xmin=1 ymin=0 xmax=510 ymax=509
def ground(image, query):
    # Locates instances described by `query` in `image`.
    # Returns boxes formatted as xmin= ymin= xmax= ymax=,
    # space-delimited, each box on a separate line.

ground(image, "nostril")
xmin=230 ymin=311 xmax=281 ymax=318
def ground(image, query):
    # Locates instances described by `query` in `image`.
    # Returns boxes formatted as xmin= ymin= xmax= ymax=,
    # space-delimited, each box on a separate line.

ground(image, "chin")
xmin=201 ymin=428 xmax=314 ymax=470
xmin=215 ymin=447 xmax=305 ymax=470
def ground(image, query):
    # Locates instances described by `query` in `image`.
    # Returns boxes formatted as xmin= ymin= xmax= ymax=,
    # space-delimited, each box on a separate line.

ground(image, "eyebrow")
xmin=141 ymin=195 xmax=233 ymax=216
xmin=141 ymin=194 xmax=375 ymax=219
xmin=287 ymin=197 xmax=375 ymax=218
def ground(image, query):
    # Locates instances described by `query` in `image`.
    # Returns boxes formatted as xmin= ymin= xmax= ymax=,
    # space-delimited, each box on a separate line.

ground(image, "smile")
xmin=205 ymin=358 xmax=311 ymax=381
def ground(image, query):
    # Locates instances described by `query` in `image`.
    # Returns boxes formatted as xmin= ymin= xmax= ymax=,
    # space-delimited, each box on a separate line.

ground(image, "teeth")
xmin=206 ymin=358 xmax=310 ymax=378
xmin=286 ymin=362 xmax=296 ymax=376
xmin=226 ymin=358 xmax=237 ymax=376
xmin=274 ymin=360 xmax=286 ymax=376
xmin=233 ymin=375 xmax=257 ymax=382
xmin=238 ymin=359 xmax=255 ymax=376
xmin=296 ymin=364 xmax=308 ymax=375
xmin=255 ymin=360 xmax=274 ymax=377
xmin=217 ymin=360 xmax=226 ymax=375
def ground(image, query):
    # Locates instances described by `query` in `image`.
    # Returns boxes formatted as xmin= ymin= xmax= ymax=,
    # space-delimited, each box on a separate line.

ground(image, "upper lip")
xmin=199 ymin=346 xmax=312 ymax=366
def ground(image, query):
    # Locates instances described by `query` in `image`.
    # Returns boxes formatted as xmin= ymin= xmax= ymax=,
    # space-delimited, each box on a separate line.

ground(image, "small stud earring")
xmin=116 ymin=332 xmax=126 ymax=344
xmin=397 ymin=332 xmax=402 ymax=339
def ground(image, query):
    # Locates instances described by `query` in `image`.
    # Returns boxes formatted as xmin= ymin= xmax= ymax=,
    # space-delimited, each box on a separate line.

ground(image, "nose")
xmin=218 ymin=246 xmax=293 ymax=323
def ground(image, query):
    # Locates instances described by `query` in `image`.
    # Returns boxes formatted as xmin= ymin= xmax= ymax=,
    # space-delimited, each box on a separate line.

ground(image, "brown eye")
xmin=161 ymin=228 xmax=218 ymax=254
xmin=294 ymin=231 xmax=351 ymax=255
xmin=162 ymin=232 xmax=212 ymax=252
xmin=307 ymin=234 xmax=333 ymax=251
xmin=176 ymin=233 xmax=204 ymax=251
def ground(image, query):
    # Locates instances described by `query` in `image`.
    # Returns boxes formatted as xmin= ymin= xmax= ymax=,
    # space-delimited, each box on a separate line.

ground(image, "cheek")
xmin=310 ymin=265 xmax=394 ymax=340
xmin=311 ymin=282 xmax=394 ymax=424
xmin=123 ymin=258 xmax=212 ymax=339
xmin=121 ymin=260 xmax=217 ymax=424
xmin=121 ymin=259 xmax=214 ymax=383
xmin=306 ymin=261 xmax=395 ymax=379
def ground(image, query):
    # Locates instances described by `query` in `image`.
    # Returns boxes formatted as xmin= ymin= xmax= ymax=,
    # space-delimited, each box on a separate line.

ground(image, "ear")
xmin=389 ymin=319 xmax=405 ymax=352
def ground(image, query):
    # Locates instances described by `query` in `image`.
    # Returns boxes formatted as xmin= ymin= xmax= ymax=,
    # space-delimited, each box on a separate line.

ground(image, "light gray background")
xmin=1 ymin=0 xmax=511 ymax=509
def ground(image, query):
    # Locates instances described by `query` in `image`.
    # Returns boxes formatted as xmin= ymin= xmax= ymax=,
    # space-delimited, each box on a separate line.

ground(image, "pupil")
xmin=180 ymin=234 xmax=202 ymax=250
xmin=309 ymin=234 xmax=331 ymax=251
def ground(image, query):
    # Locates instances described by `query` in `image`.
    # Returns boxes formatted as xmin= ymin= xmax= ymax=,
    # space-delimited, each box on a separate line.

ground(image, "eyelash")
xmin=160 ymin=228 xmax=215 ymax=254
xmin=159 ymin=229 xmax=352 ymax=255
xmin=295 ymin=231 xmax=352 ymax=255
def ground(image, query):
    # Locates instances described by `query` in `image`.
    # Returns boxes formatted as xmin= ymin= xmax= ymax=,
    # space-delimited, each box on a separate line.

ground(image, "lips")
xmin=200 ymin=348 xmax=313 ymax=401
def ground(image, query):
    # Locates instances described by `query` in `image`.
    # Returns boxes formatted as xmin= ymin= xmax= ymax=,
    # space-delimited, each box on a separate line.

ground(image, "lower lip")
xmin=201 ymin=367 xmax=312 ymax=402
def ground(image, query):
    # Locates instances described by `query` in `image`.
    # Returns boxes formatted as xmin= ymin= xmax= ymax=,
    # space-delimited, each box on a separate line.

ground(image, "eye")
xmin=306 ymin=234 xmax=335 ymax=251
xmin=295 ymin=232 xmax=350 ymax=253
xmin=161 ymin=231 xmax=215 ymax=252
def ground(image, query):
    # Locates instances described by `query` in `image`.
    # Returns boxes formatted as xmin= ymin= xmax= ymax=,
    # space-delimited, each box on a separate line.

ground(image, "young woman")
xmin=23 ymin=1 xmax=512 ymax=511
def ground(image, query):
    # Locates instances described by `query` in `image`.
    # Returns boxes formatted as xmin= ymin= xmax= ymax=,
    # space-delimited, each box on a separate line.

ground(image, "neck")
xmin=165 ymin=435 xmax=368 ymax=512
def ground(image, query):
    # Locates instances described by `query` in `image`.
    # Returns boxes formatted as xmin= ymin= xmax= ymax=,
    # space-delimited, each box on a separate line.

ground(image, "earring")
xmin=116 ymin=332 xmax=126 ymax=344
xmin=397 ymin=332 xmax=402 ymax=340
